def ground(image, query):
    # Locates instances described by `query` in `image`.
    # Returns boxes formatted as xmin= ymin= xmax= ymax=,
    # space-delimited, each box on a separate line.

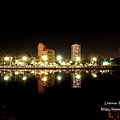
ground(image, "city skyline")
xmin=0 ymin=2 xmax=120 ymax=59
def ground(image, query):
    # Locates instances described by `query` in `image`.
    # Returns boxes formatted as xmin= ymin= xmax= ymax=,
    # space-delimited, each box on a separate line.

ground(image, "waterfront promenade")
xmin=0 ymin=65 xmax=117 ymax=70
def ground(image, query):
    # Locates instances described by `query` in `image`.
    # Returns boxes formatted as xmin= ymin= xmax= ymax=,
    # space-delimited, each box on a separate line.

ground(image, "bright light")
xmin=57 ymin=56 xmax=62 ymax=61
xmin=93 ymin=57 xmax=97 ymax=61
xmin=42 ymin=76 xmax=47 ymax=82
xmin=31 ymin=70 xmax=35 ymax=74
xmin=15 ymin=60 xmax=19 ymax=63
xmin=15 ymin=71 xmax=19 ymax=75
xmin=22 ymin=76 xmax=27 ymax=81
xmin=76 ymin=74 xmax=81 ymax=79
xmin=4 ymin=57 xmax=9 ymax=61
xmin=15 ymin=60 xmax=19 ymax=64
xmin=61 ymin=62 xmax=66 ymax=66
xmin=4 ymin=75 xmax=9 ymax=80
xmin=103 ymin=61 xmax=109 ymax=65
xmin=42 ymin=55 xmax=47 ymax=61
xmin=31 ymin=60 xmax=34 ymax=64
xmin=92 ymin=73 xmax=97 ymax=77
xmin=76 ymin=57 xmax=80 ymax=61
xmin=57 ymin=76 xmax=62 ymax=81
xmin=22 ymin=56 xmax=27 ymax=61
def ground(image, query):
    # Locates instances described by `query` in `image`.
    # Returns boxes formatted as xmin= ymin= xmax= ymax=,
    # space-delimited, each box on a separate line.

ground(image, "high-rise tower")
xmin=71 ymin=44 xmax=81 ymax=61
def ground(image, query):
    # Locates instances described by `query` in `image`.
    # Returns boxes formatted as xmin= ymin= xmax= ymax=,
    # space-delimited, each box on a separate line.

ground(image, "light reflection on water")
xmin=0 ymin=69 xmax=117 ymax=94
xmin=0 ymin=69 xmax=80 ymax=93
xmin=0 ymin=69 xmax=120 ymax=119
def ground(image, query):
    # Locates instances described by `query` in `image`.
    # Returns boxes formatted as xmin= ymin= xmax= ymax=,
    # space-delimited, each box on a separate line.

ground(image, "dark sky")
xmin=0 ymin=2 xmax=120 ymax=59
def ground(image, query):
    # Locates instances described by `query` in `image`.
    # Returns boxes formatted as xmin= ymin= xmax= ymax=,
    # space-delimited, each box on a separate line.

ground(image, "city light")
xmin=76 ymin=74 xmax=81 ymax=79
xmin=92 ymin=57 xmax=97 ymax=61
xmin=22 ymin=76 xmax=27 ymax=81
xmin=0 ymin=43 xmax=116 ymax=69
xmin=42 ymin=76 xmax=47 ymax=82
xmin=57 ymin=76 xmax=62 ymax=81
xmin=42 ymin=55 xmax=47 ymax=61
xmin=4 ymin=57 xmax=10 ymax=61
xmin=57 ymin=55 xmax=62 ymax=61
xmin=4 ymin=75 xmax=9 ymax=81
xmin=22 ymin=56 xmax=27 ymax=61
xmin=76 ymin=56 xmax=80 ymax=61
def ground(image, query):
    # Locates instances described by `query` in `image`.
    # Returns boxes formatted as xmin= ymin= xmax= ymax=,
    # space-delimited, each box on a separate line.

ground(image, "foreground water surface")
xmin=0 ymin=69 xmax=120 ymax=120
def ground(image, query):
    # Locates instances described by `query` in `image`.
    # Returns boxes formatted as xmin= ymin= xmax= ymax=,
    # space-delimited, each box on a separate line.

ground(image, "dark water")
xmin=0 ymin=69 xmax=120 ymax=120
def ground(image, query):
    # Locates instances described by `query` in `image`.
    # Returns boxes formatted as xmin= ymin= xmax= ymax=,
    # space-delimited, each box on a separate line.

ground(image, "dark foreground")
xmin=0 ymin=72 xmax=120 ymax=120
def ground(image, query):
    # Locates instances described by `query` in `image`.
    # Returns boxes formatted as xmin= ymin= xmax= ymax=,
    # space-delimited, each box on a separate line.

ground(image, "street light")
xmin=93 ymin=57 xmax=97 ymax=61
xmin=76 ymin=56 xmax=80 ymax=61
xmin=22 ymin=56 xmax=28 ymax=67
xmin=57 ymin=55 xmax=62 ymax=61
xmin=92 ymin=57 xmax=97 ymax=66
xmin=56 ymin=55 xmax=62 ymax=67
xmin=4 ymin=56 xmax=12 ymax=67
xmin=22 ymin=56 xmax=27 ymax=61
xmin=75 ymin=56 xmax=80 ymax=66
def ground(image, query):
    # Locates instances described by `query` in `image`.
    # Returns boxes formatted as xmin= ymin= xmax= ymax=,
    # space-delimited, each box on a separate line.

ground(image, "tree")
xmin=81 ymin=59 xmax=90 ymax=66
xmin=113 ymin=57 xmax=120 ymax=66
xmin=97 ymin=57 xmax=104 ymax=66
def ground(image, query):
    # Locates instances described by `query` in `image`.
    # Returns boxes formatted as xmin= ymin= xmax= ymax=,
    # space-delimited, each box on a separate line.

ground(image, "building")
xmin=46 ymin=49 xmax=55 ymax=63
xmin=37 ymin=43 xmax=55 ymax=64
xmin=71 ymin=44 xmax=81 ymax=61
xmin=38 ymin=43 xmax=46 ymax=58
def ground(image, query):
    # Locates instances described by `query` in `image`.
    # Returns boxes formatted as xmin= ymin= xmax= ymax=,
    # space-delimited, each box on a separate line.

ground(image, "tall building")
xmin=38 ymin=43 xmax=46 ymax=57
xmin=37 ymin=43 xmax=55 ymax=63
xmin=46 ymin=49 xmax=55 ymax=63
xmin=71 ymin=44 xmax=81 ymax=61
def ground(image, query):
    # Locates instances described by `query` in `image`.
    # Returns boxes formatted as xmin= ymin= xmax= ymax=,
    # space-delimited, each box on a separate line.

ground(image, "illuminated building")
xmin=46 ymin=49 xmax=55 ymax=63
xmin=38 ymin=43 xmax=46 ymax=57
xmin=37 ymin=43 xmax=55 ymax=64
xmin=71 ymin=44 xmax=81 ymax=61
xmin=71 ymin=72 xmax=81 ymax=88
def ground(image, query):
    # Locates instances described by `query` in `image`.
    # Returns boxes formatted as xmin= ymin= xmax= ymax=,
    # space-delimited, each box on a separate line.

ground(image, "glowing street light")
xmin=57 ymin=55 xmax=62 ymax=61
xmin=93 ymin=57 xmax=97 ymax=61
xmin=76 ymin=56 xmax=80 ymax=61
xmin=4 ymin=56 xmax=12 ymax=67
xmin=4 ymin=57 xmax=9 ymax=61
xmin=21 ymin=56 xmax=28 ymax=67
xmin=75 ymin=56 xmax=80 ymax=66
xmin=92 ymin=57 xmax=97 ymax=66
xmin=57 ymin=55 xmax=62 ymax=67
xmin=22 ymin=56 xmax=27 ymax=61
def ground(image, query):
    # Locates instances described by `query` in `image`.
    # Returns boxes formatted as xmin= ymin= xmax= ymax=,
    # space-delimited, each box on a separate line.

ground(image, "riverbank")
xmin=0 ymin=65 xmax=114 ymax=70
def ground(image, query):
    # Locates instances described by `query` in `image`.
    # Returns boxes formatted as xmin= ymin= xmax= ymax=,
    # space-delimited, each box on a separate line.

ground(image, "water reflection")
xmin=35 ymin=74 xmax=48 ymax=93
xmin=71 ymin=71 xmax=81 ymax=88
xmin=35 ymin=70 xmax=55 ymax=93
xmin=0 ymin=69 xmax=120 ymax=119
xmin=0 ymin=69 xmax=118 ymax=94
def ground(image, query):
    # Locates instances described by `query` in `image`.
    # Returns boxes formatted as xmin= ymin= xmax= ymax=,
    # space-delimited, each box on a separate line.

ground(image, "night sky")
xmin=0 ymin=2 xmax=120 ymax=59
